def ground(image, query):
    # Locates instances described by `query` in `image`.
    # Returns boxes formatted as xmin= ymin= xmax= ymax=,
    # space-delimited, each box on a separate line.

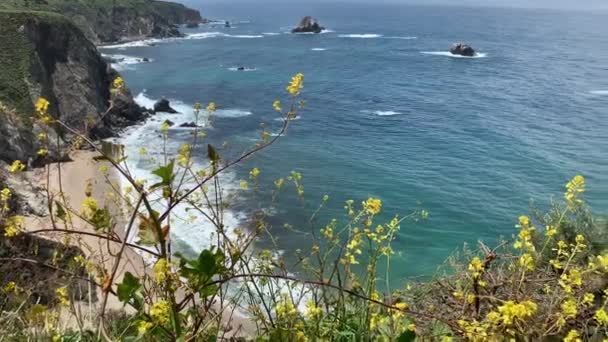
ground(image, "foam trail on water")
xmin=421 ymin=51 xmax=488 ymax=59
xmin=590 ymin=90 xmax=608 ymax=95
xmin=362 ymin=110 xmax=403 ymax=116
xmin=385 ymin=36 xmax=417 ymax=40
xmin=311 ymin=48 xmax=327 ymax=51
xmin=262 ymin=32 xmax=281 ymax=36
xmin=339 ymin=33 xmax=383 ymax=38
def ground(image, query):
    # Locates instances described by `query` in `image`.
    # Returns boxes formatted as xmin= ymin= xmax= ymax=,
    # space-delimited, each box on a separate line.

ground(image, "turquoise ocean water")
xmin=100 ymin=2 xmax=608 ymax=282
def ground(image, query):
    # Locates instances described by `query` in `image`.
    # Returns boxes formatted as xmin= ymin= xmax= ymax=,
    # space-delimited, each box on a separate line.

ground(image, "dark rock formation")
xmin=186 ymin=21 xmax=199 ymax=28
xmin=449 ymin=43 xmax=476 ymax=57
xmin=292 ymin=16 xmax=324 ymax=34
xmin=225 ymin=21 xmax=231 ymax=28
xmin=154 ymin=98 xmax=178 ymax=113
xmin=142 ymin=57 xmax=150 ymax=62
xmin=179 ymin=122 xmax=199 ymax=128
xmin=0 ymin=11 xmax=146 ymax=163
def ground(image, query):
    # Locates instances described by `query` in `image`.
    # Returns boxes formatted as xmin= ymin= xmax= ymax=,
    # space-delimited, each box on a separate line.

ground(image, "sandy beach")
xmin=23 ymin=150 xmax=148 ymax=326
xmin=21 ymin=149 xmax=254 ymax=336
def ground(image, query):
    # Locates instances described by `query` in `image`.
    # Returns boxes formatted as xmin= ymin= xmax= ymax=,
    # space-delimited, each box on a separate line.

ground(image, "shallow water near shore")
xmin=100 ymin=2 xmax=608 ymax=282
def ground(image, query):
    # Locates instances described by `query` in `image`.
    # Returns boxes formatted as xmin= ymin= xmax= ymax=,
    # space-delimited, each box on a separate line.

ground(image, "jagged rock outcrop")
xmin=154 ymin=99 xmax=178 ymax=113
xmin=0 ymin=11 xmax=146 ymax=164
xmin=449 ymin=43 xmax=476 ymax=57
xmin=292 ymin=16 xmax=325 ymax=34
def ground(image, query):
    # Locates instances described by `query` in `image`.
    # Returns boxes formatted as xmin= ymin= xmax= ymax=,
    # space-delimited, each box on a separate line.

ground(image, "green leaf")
xmin=117 ymin=272 xmax=141 ymax=304
xmin=178 ymin=249 xmax=225 ymax=293
xmin=151 ymin=160 xmax=175 ymax=189
xmin=207 ymin=144 xmax=220 ymax=168
xmin=397 ymin=330 xmax=416 ymax=342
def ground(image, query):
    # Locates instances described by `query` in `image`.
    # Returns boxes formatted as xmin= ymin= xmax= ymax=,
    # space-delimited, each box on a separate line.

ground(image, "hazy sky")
xmin=179 ymin=0 xmax=608 ymax=11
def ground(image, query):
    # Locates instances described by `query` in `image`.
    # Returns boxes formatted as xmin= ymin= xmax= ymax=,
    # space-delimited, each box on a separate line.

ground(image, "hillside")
xmin=0 ymin=0 xmax=204 ymax=43
xmin=0 ymin=10 xmax=145 ymax=164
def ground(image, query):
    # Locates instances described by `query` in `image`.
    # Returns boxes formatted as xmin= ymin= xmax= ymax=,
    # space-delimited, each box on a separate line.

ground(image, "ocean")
xmin=99 ymin=2 xmax=608 ymax=282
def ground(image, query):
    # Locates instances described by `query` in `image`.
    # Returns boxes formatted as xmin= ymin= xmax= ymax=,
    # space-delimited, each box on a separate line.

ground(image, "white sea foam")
xmin=385 ymin=36 xmax=418 ymax=40
xmin=589 ymin=90 xmax=608 ymax=95
xmin=421 ymin=51 xmax=488 ymax=58
xmin=339 ymin=33 xmax=383 ymax=38
xmin=214 ymin=109 xmax=253 ymax=118
xmin=98 ymin=32 xmax=263 ymax=50
xmin=292 ymin=29 xmax=334 ymax=35
xmin=99 ymin=38 xmax=164 ymax=49
xmin=102 ymin=54 xmax=152 ymax=70
xmin=119 ymin=92 xmax=245 ymax=252
xmin=311 ymin=48 xmax=327 ymax=51
xmin=362 ymin=110 xmax=403 ymax=116
xmin=273 ymin=115 xmax=301 ymax=121
xmin=262 ymin=32 xmax=281 ymax=36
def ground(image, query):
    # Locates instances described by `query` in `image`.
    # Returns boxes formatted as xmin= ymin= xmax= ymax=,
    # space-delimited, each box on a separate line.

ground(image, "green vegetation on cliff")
xmin=0 ymin=0 xmax=203 ymax=43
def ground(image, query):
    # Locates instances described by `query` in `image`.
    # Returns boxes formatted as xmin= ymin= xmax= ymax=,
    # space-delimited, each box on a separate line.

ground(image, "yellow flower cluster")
xmin=276 ymin=296 xmax=298 ymax=318
xmin=55 ymin=287 xmax=70 ymax=307
xmin=3 ymin=216 xmax=23 ymax=237
xmin=2 ymin=281 xmax=17 ymax=294
xmin=305 ymin=300 xmax=323 ymax=319
xmin=273 ymin=100 xmax=282 ymax=112
xmin=250 ymin=167 xmax=260 ymax=179
xmin=206 ymin=102 xmax=216 ymax=112
xmin=150 ymin=300 xmax=171 ymax=325
xmin=1 ymin=188 xmax=10 ymax=211
xmin=363 ymin=197 xmax=382 ymax=216
xmin=8 ymin=160 xmax=25 ymax=173
xmin=240 ymin=180 xmax=249 ymax=190
xmin=177 ymin=143 xmax=191 ymax=167
xmin=287 ymin=73 xmax=304 ymax=95
xmin=563 ymin=329 xmax=581 ymax=342
xmin=564 ymin=175 xmax=585 ymax=207
xmin=137 ymin=320 xmax=154 ymax=335
xmin=153 ymin=258 xmax=172 ymax=283
xmin=112 ymin=77 xmax=125 ymax=92
xmin=468 ymin=257 xmax=485 ymax=279
xmin=34 ymin=97 xmax=54 ymax=124
xmin=513 ymin=215 xmax=535 ymax=252
xmin=81 ymin=197 xmax=98 ymax=217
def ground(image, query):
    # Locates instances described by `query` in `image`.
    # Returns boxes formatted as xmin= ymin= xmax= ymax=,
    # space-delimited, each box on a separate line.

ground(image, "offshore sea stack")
xmin=292 ymin=16 xmax=325 ymax=34
xmin=449 ymin=43 xmax=476 ymax=57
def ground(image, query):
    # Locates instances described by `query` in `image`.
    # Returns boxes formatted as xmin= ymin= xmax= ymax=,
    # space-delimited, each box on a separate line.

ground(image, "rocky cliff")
xmin=0 ymin=11 xmax=145 ymax=165
xmin=0 ymin=0 xmax=204 ymax=44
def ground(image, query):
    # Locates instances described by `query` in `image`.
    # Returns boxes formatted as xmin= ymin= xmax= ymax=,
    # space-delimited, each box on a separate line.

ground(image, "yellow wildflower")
xmin=273 ymin=100 xmax=282 ymax=112
xmin=594 ymin=308 xmax=608 ymax=325
xmin=206 ymin=102 xmax=216 ymax=112
xmin=286 ymin=73 xmax=304 ymax=95
xmin=565 ymin=175 xmax=585 ymax=206
xmin=305 ymin=300 xmax=323 ymax=319
xmin=582 ymin=293 xmax=594 ymax=306
xmin=150 ymin=300 xmax=171 ymax=325
xmin=112 ymin=77 xmax=125 ymax=92
xmin=3 ymin=216 xmax=23 ymax=237
xmin=407 ymin=323 xmax=416 ymax=332
xmin=546 ymin=225 xmax=557 ymax=237
xmin=38 ymin=132 xmax=47 ymax=141
xmin=2 ymin=281 xmax=17 ymax=294
xmin=81 ymin=197 xmax=98 ymax=216
xmin=240 ymin=180 xmax=248 ymax=190
xmin=37 ymin=149 xmax=49 ymax=157
xmin=8 ymin=160 xmax=25 ymax=173
xmin=1 ymin=188 xmax=11 ymax=203
xmin=55 ymin=286 xmax=70 ymax=307
xmin=561 ymin=298 xmax=578 ymax=319
xmin=137 ymin=320 xmax=154 ymax=335
xmin=363 ymin=197 xmax=382 ymax=215
xmin=249 ymin=167 xmax=260 ymax=179
xmin=35 ymin=97 xmax=50 ymax=114
xmin=563 ymin=329 xmax=581 ymax=342
xmin=274 ymin=178 xmax=285 ymax=189
xmin=276 ymin=296 xmax=297 ymax=318
xmin=519 ymin=253 xmax=535 ymax=271
xmin=468 ymin=257 xmax=485 ymax=278
xmin=494 ymin=300 xmax=537 ymax=325
xmin=153 ymin=258 xmax=171 ymax=283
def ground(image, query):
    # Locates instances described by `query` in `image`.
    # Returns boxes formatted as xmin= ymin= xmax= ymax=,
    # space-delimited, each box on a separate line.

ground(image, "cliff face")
xmin=1 ymin=1 xmax=205 ymax=44
xmin=0 ymin=11 xmax=145 ymax=164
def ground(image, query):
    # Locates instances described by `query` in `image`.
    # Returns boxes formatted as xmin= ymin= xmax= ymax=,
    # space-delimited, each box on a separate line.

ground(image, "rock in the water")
xmin=292 ymin=16 xmax=324 ymax=34
xmin=154 ymin=99 xmax=178 ymax=113
xmin=225 ymin=21 xmax=231 ymax=28
xmin=179 ymin=122 xmax=199 ymax=128
xmin=185 ymin=21 xmax=199 ymax=28
xmin=142 ymin=57 xmax=150 ymax=62
xmin=449 ymin=43 xmax=476 ymax=57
